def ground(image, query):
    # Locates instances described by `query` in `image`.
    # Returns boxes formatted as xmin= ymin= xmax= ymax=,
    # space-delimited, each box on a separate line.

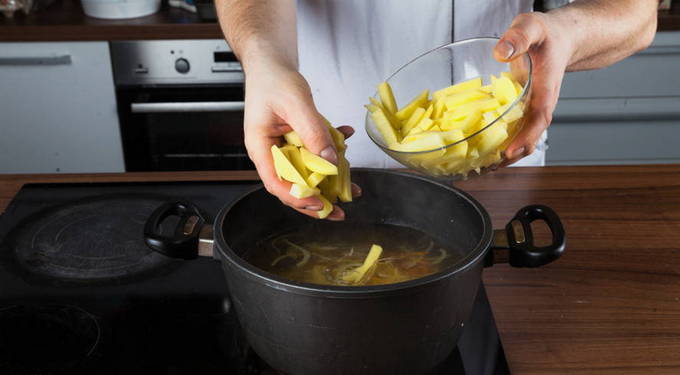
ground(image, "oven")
xmin=111 ymin=40 xmax=253 ymax=172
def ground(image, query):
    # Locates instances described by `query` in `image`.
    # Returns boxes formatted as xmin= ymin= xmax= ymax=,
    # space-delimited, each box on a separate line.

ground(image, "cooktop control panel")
xmin=111 ymin=40 xmax=244 ymax=86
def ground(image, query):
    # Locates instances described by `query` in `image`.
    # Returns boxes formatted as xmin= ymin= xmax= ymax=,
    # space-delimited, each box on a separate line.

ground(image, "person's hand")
xmin=494 ymin=12 xmax=573 ymax=165
xmin=243 ymin=62 xmax=360 ymax=220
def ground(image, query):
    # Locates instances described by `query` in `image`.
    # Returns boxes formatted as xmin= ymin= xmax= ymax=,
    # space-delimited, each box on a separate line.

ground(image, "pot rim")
xmin=214 ymin=168 xmax=493 ymax=297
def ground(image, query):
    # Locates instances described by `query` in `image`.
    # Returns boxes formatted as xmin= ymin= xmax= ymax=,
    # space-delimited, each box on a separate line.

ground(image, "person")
xmin=216 ymin=0 xmax=657 ymax=220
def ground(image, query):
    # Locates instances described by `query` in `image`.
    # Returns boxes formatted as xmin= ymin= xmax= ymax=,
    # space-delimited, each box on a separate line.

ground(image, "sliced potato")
xmin=492 ymin=76 xmax=518 ymax=105
xmin=271 ymin=145 xmax=308 ymax=186
xmin=281 ymin=145 xmax=309 ymax=179
xmin=401 ymin=107 xmax=426 ymax=136
xmin=378 ymin=82 xmax=398 ymax=114
xmin=306 ymin=172 xmax=326 ymax=188
xmin=432 ymin=97 xmax=447 ymax=119
xmin=444 ymin=90 xmax=489 ymax=111
xmin=300 ymin=147 xmax=338 ymax=175
xmin=317 ymin=194 xmax=333 ymax=219
xmin=342 ymin=244 xmax=383 ymax=284
xmin=445 ymin=98 xmax=500 ymax=120
xmin=395 ymin=89 xmax=429 ymax=121
xmin=370 ymin=106 xmax=401 ymax=145
xmin=338 ymin=159 xmax=352 ymax=203
xmin=441 ymin=110 xmax=482 ymax=133
xmin=283 ymin=131 xmax=303 ymax=147
xmin=477 ymin=123 xmax=508 ymax=155
xmin=322 ymin=120 xmax=347 ymax=151
xmin=496 ymin=103 xmax=524 ymax=123
xmin=433 ymin=77 xmax=482 ymax=100
xmin=290 ymin=183 xmax=320 ymax=199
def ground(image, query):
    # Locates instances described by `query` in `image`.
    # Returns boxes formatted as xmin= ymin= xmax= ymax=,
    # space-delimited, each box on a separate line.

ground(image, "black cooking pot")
xmin=144 ymin=169 xmax=565 ymax=375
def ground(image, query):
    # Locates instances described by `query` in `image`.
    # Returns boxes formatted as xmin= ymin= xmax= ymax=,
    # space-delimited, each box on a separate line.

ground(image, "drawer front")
xmin=0 ymin=42 xmax=124 ymax=173
xmin=560 ymin=32 xmax=680 ymax=98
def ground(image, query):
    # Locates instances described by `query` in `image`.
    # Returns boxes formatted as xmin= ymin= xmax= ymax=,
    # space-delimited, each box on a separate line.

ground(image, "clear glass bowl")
xmin=365 ymin=37 xmax=532 ymax=180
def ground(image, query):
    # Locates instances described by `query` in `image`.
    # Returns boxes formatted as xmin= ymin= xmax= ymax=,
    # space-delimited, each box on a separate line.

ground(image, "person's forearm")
xmin=216 ymin=0 xmax=297 ymax=73
xmin=547 ymin=0 xmax=658 ymax=72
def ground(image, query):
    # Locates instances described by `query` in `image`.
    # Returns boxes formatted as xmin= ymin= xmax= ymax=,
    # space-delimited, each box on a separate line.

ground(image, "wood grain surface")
xmin=1 ymin=164 xmax=680 ymax=374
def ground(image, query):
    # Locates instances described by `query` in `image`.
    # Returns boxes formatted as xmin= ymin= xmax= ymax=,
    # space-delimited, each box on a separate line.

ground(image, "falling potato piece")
xmin=300 ymin=147 xmax=339 ymax=175
xmin=342 ymin=244 xmax=383 ymax=284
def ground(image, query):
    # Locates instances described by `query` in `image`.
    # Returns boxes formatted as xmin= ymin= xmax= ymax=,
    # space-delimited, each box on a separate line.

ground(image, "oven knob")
xmin=175 ymin=58 xmax=190 ymax=74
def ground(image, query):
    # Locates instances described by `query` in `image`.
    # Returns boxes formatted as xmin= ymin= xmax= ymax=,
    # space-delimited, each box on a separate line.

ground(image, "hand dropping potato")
xmin=271 ymin=121 xmax=353 ymax=219
xmin=366 ymin=73 xmax=526 ymax=178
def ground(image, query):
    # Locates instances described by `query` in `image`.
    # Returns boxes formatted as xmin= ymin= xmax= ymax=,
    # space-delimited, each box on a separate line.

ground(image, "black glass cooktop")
xmin=0 ymin=182 xmax=509 ymax=375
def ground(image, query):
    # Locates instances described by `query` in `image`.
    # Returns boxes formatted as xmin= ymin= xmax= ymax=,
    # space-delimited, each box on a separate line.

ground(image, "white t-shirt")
xmin=297 ymin=0 xmax=546 ymax=168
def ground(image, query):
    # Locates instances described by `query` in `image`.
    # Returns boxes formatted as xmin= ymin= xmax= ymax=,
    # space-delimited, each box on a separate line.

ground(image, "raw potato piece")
xmin=371 ymin=107 xmax=401 ymax=145
xmin=401 ymin=107 xmax=427 ymax=136
xmin=317 ymin=194 xmax=333 ymax=219
xmin=338 ymin=159 xmax=352 ymax=203
xmin=290 ymin=183 xmax=320 ymax=199
xmin=342 ymin=244 xmax=383 ymax=284
xmin=284 ymin=131 xmax=304 ymax=147
xmin=281 ymin=145 xmax=309 ymax=179
xmin=396 ymin=89 xmax=429 ymax=120
xmin=271 ymin=145 xmax=308 ymax=186
xmin=433 ymin=77 xmax=482 ymax=99
xmin=378 ymin=82 xmax=398 ymax=114
xmin=300 ymin=148 xmax=339 ymax=175
xmin=444 ymin=90 xmax=489 ymax=111
xmin=492 ymin=76 xmax=518 ymax=105
xmin=306 ymin=172 xmax=326 ymax=188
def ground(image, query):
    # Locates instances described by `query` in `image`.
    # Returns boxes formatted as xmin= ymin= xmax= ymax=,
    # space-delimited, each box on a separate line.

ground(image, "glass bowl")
xmin=365 ymin=37 xmax=532 ymax=180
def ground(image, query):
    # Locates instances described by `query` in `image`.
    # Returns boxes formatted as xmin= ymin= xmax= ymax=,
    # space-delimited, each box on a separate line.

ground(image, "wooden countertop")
xmin=0 ymin=0 xmax=222 ymax=41
xmin=0 ymin=1 xmax=678 ymax=42
xmin=2 ymin=164 xmax=680 ymax=374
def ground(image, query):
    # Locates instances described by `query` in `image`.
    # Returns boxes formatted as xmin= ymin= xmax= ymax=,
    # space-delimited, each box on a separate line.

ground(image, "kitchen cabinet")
xmin=0 ymin=41 xmax=124 ymax=173
xmin=547 ymin=31 xmax=680 ymax=165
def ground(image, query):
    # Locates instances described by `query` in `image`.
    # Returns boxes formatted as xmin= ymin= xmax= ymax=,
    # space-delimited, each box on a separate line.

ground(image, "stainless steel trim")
xmin=131 ymin=101 xmax=245 ymax=113
xmin=198 ymin=225 xmax=214 ymax=258
xmin=0 ymin=55 xmax=72 ymax=66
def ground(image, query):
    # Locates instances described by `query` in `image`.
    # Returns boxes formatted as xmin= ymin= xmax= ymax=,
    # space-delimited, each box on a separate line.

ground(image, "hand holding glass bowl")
xmin=365 ymin=37 xmax=532 ymax=179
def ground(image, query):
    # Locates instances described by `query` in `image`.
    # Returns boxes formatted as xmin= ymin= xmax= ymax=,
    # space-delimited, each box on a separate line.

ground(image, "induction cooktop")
xmin=0 ymin=181 xmax=510 ymax=375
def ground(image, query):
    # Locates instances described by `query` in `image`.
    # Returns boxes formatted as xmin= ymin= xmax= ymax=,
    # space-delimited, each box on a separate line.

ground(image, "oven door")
xmin=117 ymin=84 xmax=253 ymax=172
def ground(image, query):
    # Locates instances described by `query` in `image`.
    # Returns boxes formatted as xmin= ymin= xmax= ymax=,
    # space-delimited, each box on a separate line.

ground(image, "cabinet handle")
xmin=0 ymin=55 xmax=72 ymax=66
xmin=131 ymin=102 xmax=245 ymax=113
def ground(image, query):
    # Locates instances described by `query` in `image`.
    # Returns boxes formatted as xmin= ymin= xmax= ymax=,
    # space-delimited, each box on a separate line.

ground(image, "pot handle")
xmin=144 ymin=201 xmax=206 ymax=260
xmin=487 ymin=205 xmax=566 ymax=267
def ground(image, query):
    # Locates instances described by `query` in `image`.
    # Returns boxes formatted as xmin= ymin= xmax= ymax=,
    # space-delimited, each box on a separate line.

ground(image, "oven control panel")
xmin=111 ymin=40 xmax=244 ymax=86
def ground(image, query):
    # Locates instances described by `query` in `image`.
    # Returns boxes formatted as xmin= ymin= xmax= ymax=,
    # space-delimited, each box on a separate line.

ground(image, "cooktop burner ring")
xmin=0 ymin=304 xmax=101 ymax=374
xmin=8 ymin=195 xmax=177 ymax=282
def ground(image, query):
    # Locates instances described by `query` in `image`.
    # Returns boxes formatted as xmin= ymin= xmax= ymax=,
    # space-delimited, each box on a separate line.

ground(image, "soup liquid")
xmin=244 ymin=223 xmax=463 ymax=286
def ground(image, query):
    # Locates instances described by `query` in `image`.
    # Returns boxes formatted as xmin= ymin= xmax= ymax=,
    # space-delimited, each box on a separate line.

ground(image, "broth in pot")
xmin=244 ymin=223 xmax=464 ymax=286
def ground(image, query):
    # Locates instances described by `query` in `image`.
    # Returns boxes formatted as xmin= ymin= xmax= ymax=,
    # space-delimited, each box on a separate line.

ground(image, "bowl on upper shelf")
xmin=365 ymin=37 xmax=532 ymax=180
